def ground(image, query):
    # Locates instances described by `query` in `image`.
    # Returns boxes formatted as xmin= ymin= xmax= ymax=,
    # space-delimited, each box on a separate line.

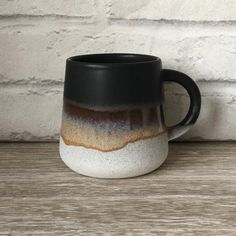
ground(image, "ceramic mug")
xmin=59 ymin=53 xmax=201 ymax=178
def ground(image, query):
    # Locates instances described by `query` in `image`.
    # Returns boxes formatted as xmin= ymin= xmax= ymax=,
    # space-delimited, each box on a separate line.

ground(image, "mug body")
xmin=60 ymin=102 xmax=168 ymax=178
xmin=59 ymin=53 xmax=168 ymax=178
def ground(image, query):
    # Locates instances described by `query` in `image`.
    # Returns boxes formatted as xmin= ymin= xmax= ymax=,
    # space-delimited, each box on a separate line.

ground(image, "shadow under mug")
xmin=59 ymin=53 xmax=201 ymax=178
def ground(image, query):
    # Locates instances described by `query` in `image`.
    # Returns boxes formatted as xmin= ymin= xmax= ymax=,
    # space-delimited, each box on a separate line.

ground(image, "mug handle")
xmin=162 ymin=69 xmax=201 ymax=140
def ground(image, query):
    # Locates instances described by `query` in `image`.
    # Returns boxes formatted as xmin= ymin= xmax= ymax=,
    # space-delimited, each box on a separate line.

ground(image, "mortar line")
xmin=108 ymin=18 xmax=236 ymax=27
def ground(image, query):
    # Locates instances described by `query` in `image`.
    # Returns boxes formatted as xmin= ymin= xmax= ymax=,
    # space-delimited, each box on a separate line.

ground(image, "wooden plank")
xmin=0 ymin=142 xmax=235 ymax=235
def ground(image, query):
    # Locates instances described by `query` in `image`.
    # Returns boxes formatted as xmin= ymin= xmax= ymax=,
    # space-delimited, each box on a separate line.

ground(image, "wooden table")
xmin=0 ymin=142 xmax=235 ymax=235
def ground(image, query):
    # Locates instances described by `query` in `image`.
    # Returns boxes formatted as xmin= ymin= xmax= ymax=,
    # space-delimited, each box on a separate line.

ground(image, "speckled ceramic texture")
xmin=60 ymin=134 xmax=168 ymax=178
xmin=59 ymin=99 xmax=168 ymax=178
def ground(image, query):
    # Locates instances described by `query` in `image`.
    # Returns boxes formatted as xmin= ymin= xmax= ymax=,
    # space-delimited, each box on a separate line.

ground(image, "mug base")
xmin=59 ymin=133 xmax=168 ymax=179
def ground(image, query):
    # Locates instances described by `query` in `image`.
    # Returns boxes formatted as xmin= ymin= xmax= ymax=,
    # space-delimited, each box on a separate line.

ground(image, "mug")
xmin=59 ymin=53 xmax=201 ymax=178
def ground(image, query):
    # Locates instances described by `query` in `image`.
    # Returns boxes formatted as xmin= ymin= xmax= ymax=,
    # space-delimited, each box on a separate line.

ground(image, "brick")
xmin=107 ymin=0 xmax=236 ymax=21
xmin=71 ymin=26 xmax=153 ymax=54
xmin=151 ymin=35 xmax=236 ymax=81
xmin=0 ymin=22 xmax=100 ymax=83
xmin=0 ymin=87 xmax=62 ymax=141
xmin=0 ymin=82 xmax=235 ymax=141
xmin=0 ymin=0 xmax=95 ymax=17
xmin=106 ymin=0 xmax=147 ymax=19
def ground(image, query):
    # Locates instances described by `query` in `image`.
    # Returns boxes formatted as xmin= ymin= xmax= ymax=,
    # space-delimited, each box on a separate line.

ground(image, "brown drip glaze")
xmin=61 ymin=132 xmax=165 ymax=152
xmin=61 ymin=99 xmax=166 ymax=152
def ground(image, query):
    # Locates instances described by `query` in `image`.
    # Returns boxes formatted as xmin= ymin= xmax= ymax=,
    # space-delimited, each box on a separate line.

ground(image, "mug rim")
xmin=68 ymin=53 xmax=161 ymax=68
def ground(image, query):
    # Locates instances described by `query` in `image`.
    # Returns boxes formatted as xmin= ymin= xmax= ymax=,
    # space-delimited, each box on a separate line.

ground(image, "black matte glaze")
xmin=64 ymin=53 xmax=162 ymax=108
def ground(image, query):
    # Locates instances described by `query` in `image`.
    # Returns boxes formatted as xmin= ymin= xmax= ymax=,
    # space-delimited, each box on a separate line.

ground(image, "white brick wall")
xmin=107 ymin=0 xmax=236 ymax=21
xmin=0 ymin=0 xmax=96 ymax=17
xmin=0 ymin=0 xmax=236 ymax=141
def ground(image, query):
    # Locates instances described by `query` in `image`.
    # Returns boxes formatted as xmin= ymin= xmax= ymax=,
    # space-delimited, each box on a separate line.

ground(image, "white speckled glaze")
xmin=59 ymin=132 xmax=168 ymax=178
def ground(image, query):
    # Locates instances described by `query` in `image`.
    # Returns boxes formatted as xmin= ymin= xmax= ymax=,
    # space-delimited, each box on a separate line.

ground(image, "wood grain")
xmin=0 ymin=142 xmax=235 ymax=235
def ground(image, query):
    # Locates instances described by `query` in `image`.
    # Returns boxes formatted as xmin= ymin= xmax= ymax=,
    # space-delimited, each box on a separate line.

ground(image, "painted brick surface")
xmin=2 ymin=25 xmax=236 ymax=83
xmin=107 ymin=0 xmax=236 ymax=21
xmin=0 ymin=0 xmax=236 ymax=140
xmin=0 ymin=22 xmax=99 ymax=83
xmin=0 ymin=0 xmax=95 ymax=17
xmin=0 ymin=87 xmax=62 ymax=141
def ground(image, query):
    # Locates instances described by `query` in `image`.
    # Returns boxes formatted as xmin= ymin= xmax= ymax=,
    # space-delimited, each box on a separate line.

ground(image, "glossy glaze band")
xmin=61 ymin=99 xmax=166 ymax=152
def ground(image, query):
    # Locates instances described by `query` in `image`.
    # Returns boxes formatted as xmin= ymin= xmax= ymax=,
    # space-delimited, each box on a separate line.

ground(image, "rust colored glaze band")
xmin=61 ymin=132 xmax=166 ymax=152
